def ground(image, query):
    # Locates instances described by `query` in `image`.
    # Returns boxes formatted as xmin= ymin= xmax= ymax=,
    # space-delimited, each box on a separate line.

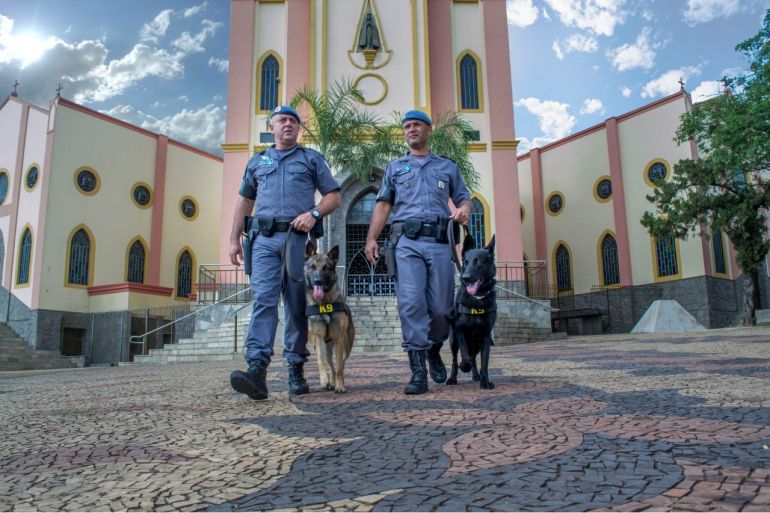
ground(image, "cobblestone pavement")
xmin=2 ymin=328 xmax=770 ymax=511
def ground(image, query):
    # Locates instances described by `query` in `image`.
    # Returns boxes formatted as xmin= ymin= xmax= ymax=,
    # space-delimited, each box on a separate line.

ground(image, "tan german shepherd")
xmin=304 ymin=243 xmax=356 ymax=393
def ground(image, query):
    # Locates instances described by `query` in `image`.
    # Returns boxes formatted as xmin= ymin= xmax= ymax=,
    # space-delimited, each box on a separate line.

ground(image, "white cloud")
xmin=608 ymin=27 xmax=656 ymax=71
xmin=516 ymin=136 xmax=560 ymax=155
xmin=140 ymin=9 xmax=173 ymax=42
xmin=172 ymin=19 xmax=221 ymax=53
xmin=507 ymin=0 xmax=539 ymax=27
xmin=580 ymin=98 xmax=604 ymax=115
xmin=690 ymin=80 xmax=722 ymax=102
xmin=542 ymin=8 xmax=552 ymax=21
xmin=552 ymin=40 xmax=564 ymax=60
xmin=565 ymin=33 xmax=599 ymax=53
xmin=183 ymin=2 xmax=207 ymax=17
xmin=641 ymin=9 xmax=654 ymax=21
xmin=543 ymin=0 xmax=626 ymax=37
xmin=641 ymin=66 xmax=701 ymax=98
xmin=515 ymin=97 xmax=576 ymax=139
xmin=103 ymin=103 xmax=226 ymax=156
xmin=683 ymin=0 xmax=740 ymax=25
xmin=621 ymin=85 xmax=632 ymax=97
xmin=0 ymin=15 xmax=59 ymax=68
xmin=592 ymin=64 xmax=600 ymax=74
xmin=208 ymin=56 xmax=229 ymax=73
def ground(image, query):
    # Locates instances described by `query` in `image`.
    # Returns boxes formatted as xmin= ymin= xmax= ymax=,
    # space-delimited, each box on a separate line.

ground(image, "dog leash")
xmin=283 ymin=229 xmax=317 ymax=284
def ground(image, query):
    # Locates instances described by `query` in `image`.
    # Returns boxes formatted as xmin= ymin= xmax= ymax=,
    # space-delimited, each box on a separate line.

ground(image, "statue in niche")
xmin=357 ymin=12 xmax=381 ymax=51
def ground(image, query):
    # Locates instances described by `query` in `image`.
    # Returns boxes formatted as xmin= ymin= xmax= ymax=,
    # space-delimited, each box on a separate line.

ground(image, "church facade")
xmin=220 ymin=0 xmax=523 ymax=293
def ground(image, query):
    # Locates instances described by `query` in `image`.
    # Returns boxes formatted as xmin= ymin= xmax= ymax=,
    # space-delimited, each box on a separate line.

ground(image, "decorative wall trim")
xmin=88 ymin=283 xmax=174 ymax=296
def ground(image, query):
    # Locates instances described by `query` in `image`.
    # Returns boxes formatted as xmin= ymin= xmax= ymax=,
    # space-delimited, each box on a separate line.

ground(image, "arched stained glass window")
xmin=260 ymin=55 xmax=280 ymax=111
xmin=459 ymin=53 xmax=480 ymax=110
xmin=601 ymin=234 xmax=620 ymax=286
xmin=555 ymin=244 xmax=572 ymax=292
xmin=713 ymin=231 xmax=727 ymax=275
xmin=127 ymin=240 xmax=145 ymax=283
xmin=469 ymin=198 xmax=486 ymax=248
xmin=68 ymin=229 xmax=91 ymax=285
xmin=0 ymin=172 xmax=8 ymax=205
xmin=17 ymin=229 xmax=31 ymax=285
xmin=0 ymin=230 xmax=5 ymax=286
xmin=176 ymin=250 xmax=193 ymax=299
xmin=655 ymin=235 xmax=679 ymax=278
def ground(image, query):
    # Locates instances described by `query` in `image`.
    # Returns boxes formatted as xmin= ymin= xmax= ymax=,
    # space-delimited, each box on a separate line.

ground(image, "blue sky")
xmin=1 ymin=0 xmax=768 ymax=157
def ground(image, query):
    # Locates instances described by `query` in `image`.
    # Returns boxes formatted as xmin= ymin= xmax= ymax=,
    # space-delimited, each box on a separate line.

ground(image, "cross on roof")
xmin=11 ymin=80 xmax=19 ymax=97
xmin=56 ymin=83 xmax=63 ymax=98
xmin=678 ymin=77 xmax=686 ymax=91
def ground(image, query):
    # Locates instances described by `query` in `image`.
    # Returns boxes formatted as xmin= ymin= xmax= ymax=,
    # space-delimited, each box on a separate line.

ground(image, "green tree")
xmin=290 ymin=79 xmax=480 ymax=189
xmin=641 ymin=10 xmax=770 ymax=325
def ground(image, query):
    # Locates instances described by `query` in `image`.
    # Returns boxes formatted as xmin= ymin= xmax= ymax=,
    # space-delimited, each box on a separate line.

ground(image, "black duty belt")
xmin=391 ymin=219 xmax=449 ymax=242
xmin=306 ymin=302 xmax=347 ymax=316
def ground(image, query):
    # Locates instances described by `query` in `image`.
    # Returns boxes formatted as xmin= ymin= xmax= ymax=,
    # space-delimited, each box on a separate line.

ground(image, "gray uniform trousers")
xmin=394 ymin=236 xmax=455 ymax=351
xmin=244 ymin=230 xmax=309 ymax=366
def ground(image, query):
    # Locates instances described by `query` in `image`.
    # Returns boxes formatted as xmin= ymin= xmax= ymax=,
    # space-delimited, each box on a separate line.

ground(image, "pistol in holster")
xmin=383 ymin=228 xmax=401 ymax=279
xmin=242 ymin=216 xmax=256 ymax=276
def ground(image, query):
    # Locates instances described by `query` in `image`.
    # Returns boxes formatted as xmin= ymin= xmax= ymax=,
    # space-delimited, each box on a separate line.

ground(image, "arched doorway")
xmin=345 ymin=190 xmax=395 ymax=296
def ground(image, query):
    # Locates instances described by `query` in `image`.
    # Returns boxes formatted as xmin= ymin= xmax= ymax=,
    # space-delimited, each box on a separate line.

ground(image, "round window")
xmin=76 ymin=169 xmax=98 ymax=193
xmin=133 ymin=185 xmax=151 ymax=207
xmin=181 ymin=198 xmax=197 ymax=219
xmin=647 ymin=162 xmax=668 ymax=184
xmin=548 ymin=193 xmax=564 ymax=214
xmin=596 ymin=178 xmax=612 ymax=200
xmin=26 ymin=166 xmax=38 ymax=190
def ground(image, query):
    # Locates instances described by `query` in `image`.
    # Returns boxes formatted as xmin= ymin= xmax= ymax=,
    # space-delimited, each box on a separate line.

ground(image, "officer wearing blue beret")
xmin=229 ymin=105 xmax=341 ymax=400
xmin=365 ymin=109 xmax=472 ymax=394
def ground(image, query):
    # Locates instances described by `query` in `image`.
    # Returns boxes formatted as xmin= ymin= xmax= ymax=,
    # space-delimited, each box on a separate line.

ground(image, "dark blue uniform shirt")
xmin=377 ymin=152 xmax=471 ymax=221
xmin=240 ymin=145 xmax=340 ymax=219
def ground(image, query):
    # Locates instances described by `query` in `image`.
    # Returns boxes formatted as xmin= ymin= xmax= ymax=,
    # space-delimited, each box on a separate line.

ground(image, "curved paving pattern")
xmin=1 ymin=328 xmax=770 ymax=511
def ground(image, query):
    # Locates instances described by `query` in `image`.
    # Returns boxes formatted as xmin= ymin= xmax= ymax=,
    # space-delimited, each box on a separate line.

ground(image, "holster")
xmin=384 ymin=230 xmax=400 ymax=279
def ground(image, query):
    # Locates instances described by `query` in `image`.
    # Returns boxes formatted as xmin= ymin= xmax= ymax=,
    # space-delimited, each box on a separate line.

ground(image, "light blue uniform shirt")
xmin=377 ymin=152 xmax=471 ymax=221
xmin=240 ymin=145 xmax=340 ymax=220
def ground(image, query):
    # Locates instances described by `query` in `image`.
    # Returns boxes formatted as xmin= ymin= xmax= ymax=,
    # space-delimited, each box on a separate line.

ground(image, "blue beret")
xmin=401 ymin=109 xmax=432 ymax=127
xmin=270 ymin=105 xmax=301 ymax=123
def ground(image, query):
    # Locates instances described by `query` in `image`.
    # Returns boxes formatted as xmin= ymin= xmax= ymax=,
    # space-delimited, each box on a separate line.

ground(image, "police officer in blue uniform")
xmin=229 ymin=105 xmax=341 ymax=400
xmin=365 ymin=110 xmax=471 ymax=395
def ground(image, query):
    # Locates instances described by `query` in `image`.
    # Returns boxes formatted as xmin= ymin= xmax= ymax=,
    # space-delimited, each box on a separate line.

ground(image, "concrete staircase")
xmin=0 ymin=323 xmax=77 ymax=371
xmin=128 ymin=297 xmax=563 ymax=365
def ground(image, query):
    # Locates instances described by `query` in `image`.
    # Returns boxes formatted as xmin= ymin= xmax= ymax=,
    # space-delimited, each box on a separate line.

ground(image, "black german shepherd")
xmin=447 ymin=233 xmax=496 ymax=389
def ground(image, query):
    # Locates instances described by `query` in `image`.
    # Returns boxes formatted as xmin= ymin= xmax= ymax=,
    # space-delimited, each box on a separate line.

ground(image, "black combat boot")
xmin=230 ymin=361 xmax=268 ymax=400
xmin=287 ymin=362 xmax=309 ymax=396
xmin=404 ymin=349 xmax=428 ymax=395
xmin=426 ymin=343 xmax=447 ymax=384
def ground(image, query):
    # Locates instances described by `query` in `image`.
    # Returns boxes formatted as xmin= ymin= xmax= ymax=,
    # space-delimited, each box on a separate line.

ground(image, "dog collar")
xmin=457 ymin=304 xmax=496 ymax=315
xmin=306 ymin=302 xmax=347 ymax=316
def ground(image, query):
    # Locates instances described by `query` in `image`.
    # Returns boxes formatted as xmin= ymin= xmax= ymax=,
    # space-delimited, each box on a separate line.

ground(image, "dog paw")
xmin=323 ymin=383 xmax=334 ymax=391
xmin=446 ymin=377 xmax=458 ymax=385
xmin=334 ymin=386 xmax=347 ymax=393
xmin=459 ymin=362 xmax=472 ymax=373
xmin=481 ymin=381 xmax=495 ymax=390
xmin=472 ymin=373 xmax=480 ymax=382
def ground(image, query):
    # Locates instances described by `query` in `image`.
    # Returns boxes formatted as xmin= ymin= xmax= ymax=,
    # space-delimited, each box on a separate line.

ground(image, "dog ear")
xmin=485 ymin=235 xmax=496 ymax=257
xmin=328 ymin=245 xmax=340 ymax=265
xmin=462 ymin=233 xmax=475 ymax=256
xmin=305 ymin=240 xmax=317 ymax=260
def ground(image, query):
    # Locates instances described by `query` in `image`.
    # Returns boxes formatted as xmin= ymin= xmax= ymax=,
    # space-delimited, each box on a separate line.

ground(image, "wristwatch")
xmin=311 ymin=208 xmax=322 ymax=220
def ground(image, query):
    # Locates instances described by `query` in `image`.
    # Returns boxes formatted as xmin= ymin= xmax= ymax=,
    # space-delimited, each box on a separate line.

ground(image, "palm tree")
xmin=291 ymin=79 xmax=480 ymax=190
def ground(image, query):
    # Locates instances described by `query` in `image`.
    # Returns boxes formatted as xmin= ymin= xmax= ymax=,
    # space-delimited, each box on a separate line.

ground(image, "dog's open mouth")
xmin=312 ymin=285 xmax=326 ymax=302
xmin=466 ymin=280 xmax=481 ymax=296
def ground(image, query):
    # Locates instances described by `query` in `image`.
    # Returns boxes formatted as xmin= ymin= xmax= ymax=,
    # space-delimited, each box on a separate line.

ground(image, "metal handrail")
xmin=494 ymin=284 xmax=558 ymax=310
xmin=129 ymin=286 xmax=250 ymax=354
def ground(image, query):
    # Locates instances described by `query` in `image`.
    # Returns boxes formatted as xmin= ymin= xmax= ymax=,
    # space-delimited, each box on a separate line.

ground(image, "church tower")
xmin=221 ymin=0 xmax=523 ymax=276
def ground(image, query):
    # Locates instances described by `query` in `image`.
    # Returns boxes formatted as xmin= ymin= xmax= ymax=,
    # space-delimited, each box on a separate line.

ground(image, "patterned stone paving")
xmin=1 ymin=327 xmax=770 ymax=511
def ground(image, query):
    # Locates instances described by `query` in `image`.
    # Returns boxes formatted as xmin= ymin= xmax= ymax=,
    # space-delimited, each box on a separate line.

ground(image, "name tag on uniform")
xmin=395 ymin=164 xmax=411 ymax=175
xmin=438 ymin=180 xmax=446 ymax=189
xmin=470 ymin=308 xmax=485 ymax=315
xmin=319 ymin=304 xmax=335 ymax=313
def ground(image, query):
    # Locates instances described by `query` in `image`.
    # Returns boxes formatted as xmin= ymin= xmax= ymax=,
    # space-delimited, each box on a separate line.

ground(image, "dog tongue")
xmin=313 ymin=285 xmax=325 ymax=302
xmin=466 ymin=280 xmax=481 ymax=296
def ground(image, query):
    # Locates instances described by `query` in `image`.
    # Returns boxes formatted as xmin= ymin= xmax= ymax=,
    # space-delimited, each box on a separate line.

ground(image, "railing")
xmin=197 ymin=264 xmax=250 ymax=304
